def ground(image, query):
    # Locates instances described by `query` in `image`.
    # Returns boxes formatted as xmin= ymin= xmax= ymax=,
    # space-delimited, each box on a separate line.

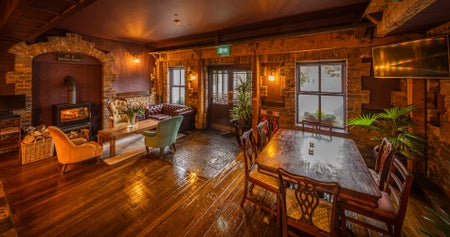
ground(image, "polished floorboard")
xmin=0 ymin=129 xmax=444 ymax=237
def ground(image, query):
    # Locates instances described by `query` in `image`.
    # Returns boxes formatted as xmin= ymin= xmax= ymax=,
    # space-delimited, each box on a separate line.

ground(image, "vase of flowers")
xmin=121 ymin=102 xmax=145 ymax=128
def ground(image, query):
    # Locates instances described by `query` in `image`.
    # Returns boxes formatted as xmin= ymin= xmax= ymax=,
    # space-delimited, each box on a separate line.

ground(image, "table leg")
xmin=110 ymin=139 xmax=116 ymax=157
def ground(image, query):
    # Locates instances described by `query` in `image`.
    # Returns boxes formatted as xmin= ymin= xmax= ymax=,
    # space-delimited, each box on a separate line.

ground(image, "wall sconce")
xmin=189 ymin=74 xmax=196 ymax=81
xmin=268 ymin=70 xmax=275 ymax=81
xmin=133 ymin=55 xmax=140 ymax=63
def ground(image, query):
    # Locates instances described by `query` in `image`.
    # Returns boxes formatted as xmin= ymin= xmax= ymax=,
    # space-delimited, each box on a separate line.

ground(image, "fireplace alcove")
xmin=32 ymin=53 xmax=102 ymax=132
xmin=6 ymin=33 xmax=116 ymax=130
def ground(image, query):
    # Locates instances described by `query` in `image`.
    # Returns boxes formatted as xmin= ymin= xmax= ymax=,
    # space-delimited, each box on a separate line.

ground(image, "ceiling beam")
xmin=427 ymin=21 xmax=450 ymax=36
xmin=0 ymin=0 xmax=98 ymax=42
xmin=147 ymin=3 xmax=368 ymax=52
xmin=26 ymin=0 xmax=98 ymax=41
xmin=366 ymin=0 xmax=437 ymax=37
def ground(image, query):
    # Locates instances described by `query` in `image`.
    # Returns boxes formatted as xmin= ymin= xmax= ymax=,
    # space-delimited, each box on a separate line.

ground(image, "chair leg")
xmin=60 ymin=164 xmax=68 ymax=175
xmin=172 ymin=143 xmax=177 ymax=151
xmin=159 ymin=147 xmax=164 ymax=158
xmin=145 ymin=146 xmax=149 ymax=156
xmin=241 ymin=182 xmax=248 ymax=207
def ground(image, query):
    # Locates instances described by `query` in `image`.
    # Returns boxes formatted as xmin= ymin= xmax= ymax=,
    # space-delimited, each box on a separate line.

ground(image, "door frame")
xmin=207 ymin=65 xmax=251 ymax=130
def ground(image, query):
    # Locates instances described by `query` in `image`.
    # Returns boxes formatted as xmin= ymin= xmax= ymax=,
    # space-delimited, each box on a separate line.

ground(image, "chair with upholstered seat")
xmin=143 ymin=116 xmax=183 ymax=158
xmin=48 ymin=126 xmax=103 ymax=174
xmin=340 ymin=157 xmax=414 ymax=237
xmin=278 ymin=168 xmax=341 ymax=237
xmin=106 ymin=97 xmax=129 ymax=128
xmin=256 ymin=120 xmax=271 ymax=152
xmin=369 ymin=137 xmax=394 ymax=190
xmin=240 ymin=128 xmax=280 ymax=225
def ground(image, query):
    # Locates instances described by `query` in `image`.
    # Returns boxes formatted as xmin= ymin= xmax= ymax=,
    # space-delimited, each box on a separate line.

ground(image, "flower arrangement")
xmin=121 ymin=101 xmax=145 ymax=119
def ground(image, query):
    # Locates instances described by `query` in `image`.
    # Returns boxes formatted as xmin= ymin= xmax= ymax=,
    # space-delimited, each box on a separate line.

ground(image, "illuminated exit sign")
xmin=217 ymin=45 xmax=230 ymax=55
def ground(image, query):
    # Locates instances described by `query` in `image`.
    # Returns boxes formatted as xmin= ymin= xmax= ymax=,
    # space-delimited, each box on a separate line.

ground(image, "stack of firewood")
xmin=22 ymin=124 xmax=50 ymax=144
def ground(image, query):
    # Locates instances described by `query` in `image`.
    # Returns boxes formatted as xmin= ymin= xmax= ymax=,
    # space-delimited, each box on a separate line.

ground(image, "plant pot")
xmin=406 ymin=159 xmax=414 ymax=173
xmin=234 ymin=123 xmax=251 ymax=146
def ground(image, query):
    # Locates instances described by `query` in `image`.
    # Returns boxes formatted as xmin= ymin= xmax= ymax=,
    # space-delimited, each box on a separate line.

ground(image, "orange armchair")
xmin=48 ymin=126 xmax=103 ymax=174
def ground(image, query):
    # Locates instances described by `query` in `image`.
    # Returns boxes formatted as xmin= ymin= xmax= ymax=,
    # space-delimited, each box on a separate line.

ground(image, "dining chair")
xmin=240 ymin=128 xmax=280 ymax=225
xmin=278 ymin=168 xmax=341 ymax=237
xmin=369 ymin=137 xmax=394 ymax=190
xmin=339 ymin=157 xmax=414 ymax=237
xmin=256 ymin=120 xmax=271 ymax=152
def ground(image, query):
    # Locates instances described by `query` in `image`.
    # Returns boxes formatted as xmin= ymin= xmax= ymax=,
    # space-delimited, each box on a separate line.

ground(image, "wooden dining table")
xmin=256 ymin=129 xmax=381 ymax=208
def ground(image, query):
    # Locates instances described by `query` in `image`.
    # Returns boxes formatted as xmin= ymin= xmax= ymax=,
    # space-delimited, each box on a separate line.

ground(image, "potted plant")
xmin=230 ymin=75 xmax=252 ymax=145
xmin=416 ymin=206 xmax=450 ymax=237
xmin=347 ymin=105 xmax=427 ymax=170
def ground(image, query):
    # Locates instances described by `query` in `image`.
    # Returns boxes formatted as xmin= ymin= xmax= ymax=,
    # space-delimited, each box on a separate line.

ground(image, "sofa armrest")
xmin=108 ymin=116 xmax=114 ymax=128
xmin=174 ymin=109 xmax=195 ymax=116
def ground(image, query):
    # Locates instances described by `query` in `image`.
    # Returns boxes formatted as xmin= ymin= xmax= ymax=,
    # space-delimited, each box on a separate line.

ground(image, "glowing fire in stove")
xmin=60 ymin=107 xmax=89 ymax=122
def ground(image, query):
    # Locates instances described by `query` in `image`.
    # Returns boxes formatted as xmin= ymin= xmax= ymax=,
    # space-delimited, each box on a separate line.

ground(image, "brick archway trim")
xmin=6 ymin=33 xmax=116 ymax=128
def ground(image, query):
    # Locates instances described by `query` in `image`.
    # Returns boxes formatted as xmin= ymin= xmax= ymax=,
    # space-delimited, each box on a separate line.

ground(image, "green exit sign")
xmin=217 ymin=45 xmax=230 ymax=55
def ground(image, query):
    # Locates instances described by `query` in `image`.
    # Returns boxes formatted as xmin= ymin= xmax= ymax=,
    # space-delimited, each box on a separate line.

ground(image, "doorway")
xmin=207 ymin=65 xmax=251 ymax=130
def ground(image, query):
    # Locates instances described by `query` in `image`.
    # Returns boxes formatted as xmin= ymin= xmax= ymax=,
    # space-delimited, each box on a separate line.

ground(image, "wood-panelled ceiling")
xmin=1 ymin=0 xmax=450 ymax=51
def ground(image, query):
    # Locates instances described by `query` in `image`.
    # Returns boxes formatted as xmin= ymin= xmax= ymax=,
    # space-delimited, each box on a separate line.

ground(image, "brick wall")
xmin=157 ymin=31 xmax=393 ymax=156
xmin=427 ymin=80 xmax=450 ymax=197
xmin=157 ymin=30 xmax=450 ymax=197
xmin=5 ymin=33 xmax=154 ymax=129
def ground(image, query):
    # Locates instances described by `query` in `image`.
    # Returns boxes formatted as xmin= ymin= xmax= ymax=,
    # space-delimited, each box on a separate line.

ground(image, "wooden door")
xmin=208 ymin=66 xmax=251 ymax=130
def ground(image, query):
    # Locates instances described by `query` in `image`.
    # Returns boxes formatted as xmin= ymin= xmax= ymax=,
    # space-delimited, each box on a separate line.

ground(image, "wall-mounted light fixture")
xmin=189 ymin=74 xmax=196 ymax=81
xmin=268 ymin=70 xmax=275 ymax=81
xmin=134 ymin=55 xmax=141 ymax=63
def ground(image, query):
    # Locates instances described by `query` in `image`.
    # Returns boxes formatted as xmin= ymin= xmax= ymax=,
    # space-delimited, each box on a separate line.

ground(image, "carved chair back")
xmin=278 ymin=168 xmax=341 ymax=237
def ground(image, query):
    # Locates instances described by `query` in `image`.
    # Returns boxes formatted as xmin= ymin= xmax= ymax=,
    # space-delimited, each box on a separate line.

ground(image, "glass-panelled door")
xmin=208 ymin=66 xmax=251 ymax=130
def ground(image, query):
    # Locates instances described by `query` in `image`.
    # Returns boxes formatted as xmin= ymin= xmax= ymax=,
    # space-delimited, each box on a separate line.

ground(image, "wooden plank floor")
xmin=0 ymin=130 xmax=444 ymax=237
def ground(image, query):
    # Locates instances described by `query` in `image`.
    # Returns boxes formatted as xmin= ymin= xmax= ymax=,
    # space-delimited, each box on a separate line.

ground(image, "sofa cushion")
xmin=145 ymin=104 xmax=164 ymax=117
xmin=145 ymin=103 xmax=195 ymax=132
xmin=149 ymin=114 xmax=171 ymax=120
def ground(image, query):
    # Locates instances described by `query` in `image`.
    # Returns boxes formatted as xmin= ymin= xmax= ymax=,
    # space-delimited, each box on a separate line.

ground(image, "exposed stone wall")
xmin=427 ymin=80 xmax=450 ymax=197
xmin=6 ymin=33 xmax=116 ymax=129
xmin=158 ymin=31 xmax=381 ymax=156
xmin=156 ymin=30 xmax=450 ymax=198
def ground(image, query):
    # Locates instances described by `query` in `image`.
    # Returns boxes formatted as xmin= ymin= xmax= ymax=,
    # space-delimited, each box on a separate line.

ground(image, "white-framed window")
xmin=296 ymin=61 xmax=346 ymax=129
xmin=168 ymin=67 xmax=185 ymax=104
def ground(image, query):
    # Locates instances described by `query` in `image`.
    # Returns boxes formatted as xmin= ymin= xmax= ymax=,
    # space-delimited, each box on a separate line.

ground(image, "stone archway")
xmin=6 ymin=33 xmax=116 ymax=128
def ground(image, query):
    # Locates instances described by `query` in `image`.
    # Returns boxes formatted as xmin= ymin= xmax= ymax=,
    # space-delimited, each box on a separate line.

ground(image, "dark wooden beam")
xmin=0 ymin=0 xmax=98 ymax=43
xmin=147 ymin=3 xmax=368 ymax=52
xmin=364 ymin=0 xmax=438 ymax=37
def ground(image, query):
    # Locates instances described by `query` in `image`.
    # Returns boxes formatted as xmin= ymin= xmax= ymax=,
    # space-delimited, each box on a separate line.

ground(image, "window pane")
xmin=233 ymin=72 xmax=251 ymax=104
xmin=180 ymin=68 xmax=185 ymax=86
xmin=179 ymin=88 xmax=185 ymax=104
xmin=171 ymin=88 xmax=180 ymax=103
xmin=299 ymin=65 xmax=319 ymax=92
xmin=212 ymin=71 xmax=228 ymax=104
xmin=321 ymin=65 xmax=342 ymax=92
xmin=322 ymin=95 xmax=344 ymax=127
xmin=298 ymin=95 xmax=319 ymax=122
xmin=173 ymin=70 xmax=180 ymax=85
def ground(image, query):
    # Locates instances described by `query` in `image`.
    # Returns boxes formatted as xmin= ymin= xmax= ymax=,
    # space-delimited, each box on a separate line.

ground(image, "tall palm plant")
xmin=230 ymin=76 xmax=252 ymax=145
xmin=230 ymin=76 xmax=252 ymax=128
xmin=347 ymin=105 xmax=427 ymax=160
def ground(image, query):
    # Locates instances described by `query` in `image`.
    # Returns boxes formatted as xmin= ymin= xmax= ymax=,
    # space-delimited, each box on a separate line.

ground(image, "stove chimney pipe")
xmin=64 ymin=76 xmax=77 ymax=104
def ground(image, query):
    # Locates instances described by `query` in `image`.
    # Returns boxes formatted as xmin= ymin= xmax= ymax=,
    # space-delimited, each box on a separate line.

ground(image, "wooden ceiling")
xmin=1 ymin=0 xmax=449 ymax=52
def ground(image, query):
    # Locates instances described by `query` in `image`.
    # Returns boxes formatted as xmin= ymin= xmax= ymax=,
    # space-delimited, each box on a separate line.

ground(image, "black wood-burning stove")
xmin=53 ymin=102 xmax=91 ymax=132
